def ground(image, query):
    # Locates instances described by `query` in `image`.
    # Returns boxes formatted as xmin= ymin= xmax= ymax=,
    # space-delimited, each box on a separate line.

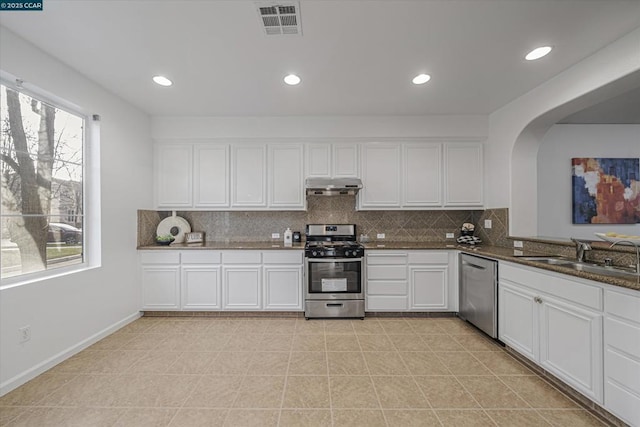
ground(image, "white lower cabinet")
xmin=141 ymin=265 xmax=181 ymax=310
xmin=263 ymin=251 xmax=304 ymax=310
xmin=366 ymin=251 xmax=409 ymax=311
xmin=182 ymin=266 xmax=221 ymax=310
xmin=499 ymin=262 xmax=603 ymax=404
xmin=264 ymin=266 xmax=303 ymax=310
xmin=604 ymin=287 xmax=640 ymax=426
xmin=181 ymin=251 xmax=222 ymax=310
xmin=498 ymin=281 xmax=538 ymax=361
xmin=140 ymin=251 xmax=181 ymax=310
xmin=408 ymin=252 xmax=449 ymax=310
xmin=366 ymin=250 xmax=454 ymax=312
xmin=223 ymin=266 xmax=262 ymax=310
xmin=140 ymin=250 xmax=303 ymax=312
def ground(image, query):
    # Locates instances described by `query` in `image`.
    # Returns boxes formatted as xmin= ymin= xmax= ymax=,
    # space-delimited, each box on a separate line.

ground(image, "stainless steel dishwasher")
xmin=459 ymin=253 xmax=498 ymax=339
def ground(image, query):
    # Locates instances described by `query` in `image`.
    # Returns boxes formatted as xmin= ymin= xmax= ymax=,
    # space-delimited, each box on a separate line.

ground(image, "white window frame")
xmin=0 ymin=73 xmax=101 ymax=288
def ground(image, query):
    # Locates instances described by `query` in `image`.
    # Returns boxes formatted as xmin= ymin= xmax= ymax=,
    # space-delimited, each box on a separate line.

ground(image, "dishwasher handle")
xmin=462 ymin=260 xmax=487 ymax=270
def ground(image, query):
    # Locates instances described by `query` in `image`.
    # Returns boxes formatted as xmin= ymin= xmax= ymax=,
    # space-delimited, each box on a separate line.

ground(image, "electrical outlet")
xmin=376 ymin=233 xmax=385 ymax=239
xmin=18 ymin=325 xmax=30 ymax=343
xmin=513 ymin=240 xmax=524 ymax=248
xmin=271 ymin=233 xmax=280 ymax=239
xmin=446 ymin=233 xmax=455 ymax=239
xmin=484 ymin=219 xmax=492 ymax=229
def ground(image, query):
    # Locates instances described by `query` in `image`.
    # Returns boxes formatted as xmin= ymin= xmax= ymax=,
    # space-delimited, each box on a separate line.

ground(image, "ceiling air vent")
xmin=256 ymin=2 xmax=302 ymax=36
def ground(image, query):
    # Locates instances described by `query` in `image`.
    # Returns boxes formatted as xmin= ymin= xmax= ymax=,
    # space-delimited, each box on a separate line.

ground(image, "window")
xmin=1 ymin=82 xmax=86 ymax=281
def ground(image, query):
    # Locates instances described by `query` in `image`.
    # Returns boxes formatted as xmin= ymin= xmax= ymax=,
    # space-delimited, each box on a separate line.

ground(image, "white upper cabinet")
xmin=443 ymin=142 xmax=483 ymax=207
xmin=155 ymin=144 xmax=193 ymax=208
xmin=403 ymin=143 xmax=441 ymax=207
xmin=231 ymin=144 xmax=267 ymax=208
xmin=358 ymin=141 xmax=483 ymax=210
xmin=359 ymin=143 xmax=402 ymax=208
xmin=305 ymin=143 xmax=359 ymax=178
xmin=333 ymin=143 xmax=359 ymax=177
xmin=194 ymin=144 xmax=229 ymax=208
xmin=268 ymin=144 xmax=305 ymax=209
xmin=305 ymin=144 xmax=331 ymax=177
xmin=154 ymin=140 xmax=483 ymax=210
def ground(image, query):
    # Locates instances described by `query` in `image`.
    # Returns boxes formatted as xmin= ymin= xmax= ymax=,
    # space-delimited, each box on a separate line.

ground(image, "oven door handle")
xmin=306 ymin=258 xmax=363 ymax=263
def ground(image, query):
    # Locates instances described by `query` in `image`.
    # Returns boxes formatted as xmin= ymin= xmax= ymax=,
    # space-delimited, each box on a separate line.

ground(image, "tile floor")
xmin=0 ymin=316 xmax=610 ymax=426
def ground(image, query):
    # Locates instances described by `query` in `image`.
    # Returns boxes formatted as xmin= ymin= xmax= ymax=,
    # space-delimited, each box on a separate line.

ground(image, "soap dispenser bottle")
xmin=284 ymin=228 xmax=293 ymax=247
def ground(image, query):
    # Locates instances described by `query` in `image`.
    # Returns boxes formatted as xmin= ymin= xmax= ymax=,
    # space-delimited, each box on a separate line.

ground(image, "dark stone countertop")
xmin=138 ymin=240 xmax=639 ymax=291
xmin=365 ymin=242 xmax=639 ymax=291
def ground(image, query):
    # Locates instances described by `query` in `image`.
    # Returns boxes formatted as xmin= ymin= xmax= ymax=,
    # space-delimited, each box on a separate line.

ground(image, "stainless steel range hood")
xmin=305 ymin=177 xmax=363 ymax=196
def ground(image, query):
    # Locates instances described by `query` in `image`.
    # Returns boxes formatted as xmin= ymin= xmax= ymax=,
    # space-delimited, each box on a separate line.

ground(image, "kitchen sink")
xmin=519 ymin=257 xmax=575 ymax=266
xmin=519 ymin=256 xmax=639 ymax=279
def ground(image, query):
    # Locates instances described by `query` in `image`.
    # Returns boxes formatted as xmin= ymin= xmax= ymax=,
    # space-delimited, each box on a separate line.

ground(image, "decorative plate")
xmin=594 ymin=233 xmax=640 ymax=246
xmin=156 ymin=212 xmax=191 ymax=244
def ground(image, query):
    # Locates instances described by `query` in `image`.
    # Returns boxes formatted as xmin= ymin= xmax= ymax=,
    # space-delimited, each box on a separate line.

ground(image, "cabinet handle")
xmin=534 ymin=296 xmax=543 ymax=304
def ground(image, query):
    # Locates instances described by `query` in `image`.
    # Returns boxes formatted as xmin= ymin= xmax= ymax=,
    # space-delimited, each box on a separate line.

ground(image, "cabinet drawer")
xmin=606 ymin=289 xmax=640 ymax=324
xmin=605 ymin=380 xmax=640 ymax=427
xmin=263 ymin=251 xmax=303 ymax=264
xmin=182 ymin=251 xmax=221 ymax=264
xmin=606 ymin=347 xmax=640 ymax=397
xmin=366 ymin=253 xmax=407 ymax=265
xmin=367 ymin=295 xmax=408 ymax=310
xmin=140 ymin=251 xmax=180 ymax=264
xmin=367 ymin=265 xmax=407 ymax=280
xmin=500 ymin=263 xmax=602 ymax=310
xmin=408 ymin=251 xmax=449 ymax=264
xmin=367 ymin=280 xmax=408 ymax=295
xmin=605 ymin=316 xmax=640 ymax=357
xmin=222 ymin=251 xmax=262 ymax=264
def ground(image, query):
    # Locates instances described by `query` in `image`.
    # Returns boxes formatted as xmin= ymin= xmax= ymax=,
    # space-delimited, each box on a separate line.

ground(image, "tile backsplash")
xmin=138 ymin=196 xmax=490 ymax=246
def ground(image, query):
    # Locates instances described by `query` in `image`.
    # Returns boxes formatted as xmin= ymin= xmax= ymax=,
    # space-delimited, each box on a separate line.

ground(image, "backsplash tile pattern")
xmin=138 ymin=196 xmax=482 ymax=246
xmin=472 ymin=208 xmax=510 ymax=247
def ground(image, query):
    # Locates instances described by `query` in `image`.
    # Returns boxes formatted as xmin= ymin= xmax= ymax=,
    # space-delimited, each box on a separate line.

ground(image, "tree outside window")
xmin=1 ymin=83 xmax=85 ymax=280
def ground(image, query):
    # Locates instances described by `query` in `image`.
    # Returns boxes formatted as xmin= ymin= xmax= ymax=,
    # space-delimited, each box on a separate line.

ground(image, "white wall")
xmin=0 ymin=27 xmax=153 ymax=394
xmin=151 ymin=115 xmax=488 ymax=140
xmin=487 ymin=26 xmax=640 ymax=236
xmin=537 ymin=124 xmax=640 ymax=239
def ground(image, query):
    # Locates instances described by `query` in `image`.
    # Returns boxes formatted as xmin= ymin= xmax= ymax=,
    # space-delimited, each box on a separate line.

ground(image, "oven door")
xmin=305 ymin=258 xmax=363 ymax=300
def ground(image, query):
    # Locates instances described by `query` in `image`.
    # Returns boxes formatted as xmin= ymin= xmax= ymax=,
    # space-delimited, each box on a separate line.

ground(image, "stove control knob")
xmin=312 ymin=250 xmax=318 ymax=257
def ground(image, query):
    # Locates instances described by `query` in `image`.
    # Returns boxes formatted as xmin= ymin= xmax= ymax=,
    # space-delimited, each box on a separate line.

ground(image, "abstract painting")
xmin=572 ymin=158 xmax=640 ymax=224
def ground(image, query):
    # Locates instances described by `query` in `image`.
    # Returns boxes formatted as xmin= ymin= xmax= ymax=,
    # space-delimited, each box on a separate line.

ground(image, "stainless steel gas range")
xmin=304 ymin=224 xmax=365 ymax=319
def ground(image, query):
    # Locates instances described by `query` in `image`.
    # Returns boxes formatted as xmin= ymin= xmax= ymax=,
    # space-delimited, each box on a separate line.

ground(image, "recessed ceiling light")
xmin=525 ymin=46 xmax=552 ymax=61
xmin=284 ymin=74 xmax=301 ymax=85
xmin=412 ymin=74 xmax=431 ymax=85
xmin=152 ymin=75 xmax=173 ymax=86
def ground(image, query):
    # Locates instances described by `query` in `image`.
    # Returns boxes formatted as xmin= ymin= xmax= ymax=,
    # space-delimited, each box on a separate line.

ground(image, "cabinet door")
xmin=231 ymin=145 xmax=266 ymax=207
xmin=194 ymin=144 xmax=229 ymax=208
xmin=604 ymin=288 xmax=640 ymax=426
xmin=269 ymin=144 xmax=304 ymax=209
xmin=443 ymin=143 xmax=483 ymax=207
xmin=539 ymin=297 xmax=603 ymax=403
xmin=359 ymin=143 xmax=401 ymax=208
xmin=223 ymin=266 xmax=262 ymax=309
xmin=141 ymin=265 xmax=180 ymax=310
xmin=403 ymin=143 xmax=441 ymax=207
xmin=263 ymin=265 xmax=303 ymax=310
xmin=333 ymin=144 xmax=359 ymax=177
xmin=182 ymin=265 xmax=221 ymax=310
xmin=498 ymin=281 xmax=538 ymax=361
xmin=409 ymin=266 xmax=448 ymax=310
xmin=155 ymin=144 xmax=192 ymax=208
xmin=305 ymin=144 xmax=331 ymax=178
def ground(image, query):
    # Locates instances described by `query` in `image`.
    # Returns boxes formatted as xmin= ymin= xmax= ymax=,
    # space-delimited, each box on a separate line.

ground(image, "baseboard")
xmin=0 ymin=311 xmax=142 ymax=397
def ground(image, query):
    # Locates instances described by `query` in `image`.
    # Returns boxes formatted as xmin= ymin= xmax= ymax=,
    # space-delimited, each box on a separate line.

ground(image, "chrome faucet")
xmin=609 ymin=240 xmax=640 ymax=275
xmin=571 ymin=238 xmax=592 ymax=262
